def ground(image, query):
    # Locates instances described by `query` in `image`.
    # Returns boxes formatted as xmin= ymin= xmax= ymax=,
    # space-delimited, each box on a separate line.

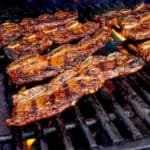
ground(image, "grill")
xmin=0 ymin=0 xmax=150 ymax=150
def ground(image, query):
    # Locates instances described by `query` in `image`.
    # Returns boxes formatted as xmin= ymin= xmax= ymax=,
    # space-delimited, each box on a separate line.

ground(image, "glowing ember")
xmin=112 ymin=29 xmax=126 ymax=41
xmin=25 ymin=138 xmax=36 ymax=150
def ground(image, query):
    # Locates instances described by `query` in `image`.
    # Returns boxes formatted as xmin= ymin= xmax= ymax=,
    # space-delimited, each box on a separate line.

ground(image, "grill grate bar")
xmin=116 ymin=79 xmax=150 ymax=127
xmin=100 ymin=87 xmax=143 ymax=140
xmin=136 ymin=73 xmax=150 ymax=87
xmin=87 ymin=95 xmax=123 ymax=143
xmin=35 ymin=123 xmax=49 ymax=150
xmin=56 ymin=115 xmax=74 ymax=150
xmin=128 ymin=76 xmax=150 ymax=104
xmin=74 ymin=106 xmax=98 ymax=150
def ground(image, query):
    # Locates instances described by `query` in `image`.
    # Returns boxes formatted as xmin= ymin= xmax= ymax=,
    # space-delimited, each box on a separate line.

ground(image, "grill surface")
xmin=0 ymin=1 xmax=150 ymax=150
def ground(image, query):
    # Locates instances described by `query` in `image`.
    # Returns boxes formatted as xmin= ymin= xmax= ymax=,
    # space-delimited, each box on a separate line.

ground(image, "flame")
xmin=25 ymin=138 xmax=36 ymax=150
xmin=112 ymin=29 xmax=126 ymax=41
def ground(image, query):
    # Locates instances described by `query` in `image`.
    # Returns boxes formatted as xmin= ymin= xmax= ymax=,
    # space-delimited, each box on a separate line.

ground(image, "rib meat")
xmin=21 ymin=11 xmax=78 ymax=32
xmin=137 ymin=40 xmax=150 ymax=62
xmin=4 ymin=21 xmax=99 ymax=60
xmin=0 ymin=22 xmax=25 ymax=48
xmin=120 ymin=11 xmax=150 ymax=40
xmin=94 ymin=4 xmax=150 ymax=40
xmin=7 ymin=25 xmax=110 ymax=85
xmin=6 ymin=52 xmax=144 ymax=126
xmin=0 ymin=11 xmax=77 ymax=48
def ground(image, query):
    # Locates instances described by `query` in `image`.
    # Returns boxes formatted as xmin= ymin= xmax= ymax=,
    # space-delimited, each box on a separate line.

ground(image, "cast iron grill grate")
xmin=0 ymin=1 xmax=149 ymax=150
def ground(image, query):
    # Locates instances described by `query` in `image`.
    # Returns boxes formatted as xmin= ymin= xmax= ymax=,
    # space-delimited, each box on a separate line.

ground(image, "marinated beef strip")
xmin=98 ymin=3 xmax=150 ymax=27
xmin=0 ymin=22 xmax=25 ymax=48
xmin=137 ymin=40 xmax=150 ymax=62
xmin=120 ymin=11 xmax=150 ymax=40
xmin=6 ymin=52 xmax=144 ymax=126
xmin=0 ymin=11 xmax=77 ymax=49
xmin=4 ymin=21 xmax=99 ymax=60
xmin=21 ymin=10 xmax=78 ymax=32
xmin=7 ymin=25 xmax=110 ymax=85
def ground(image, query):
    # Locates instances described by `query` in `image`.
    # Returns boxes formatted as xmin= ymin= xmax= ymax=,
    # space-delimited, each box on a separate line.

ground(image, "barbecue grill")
xmin=0 ymin=0 xmax=150 ymax=150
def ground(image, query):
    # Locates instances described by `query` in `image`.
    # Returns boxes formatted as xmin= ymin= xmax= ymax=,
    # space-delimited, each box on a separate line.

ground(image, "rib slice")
xmin=4 ymin=21 xmax=99 ymax=60
xmin=120 ymin=11 xmax=150 ymax=40
xmin=95 ymin=4 xmax=150 ymax=40
xmin=137 ymin=40 xmax=150 ymax=62
xmin=7 ymin=25 xmax=110 ymax=85
xmin=21 ymin=11 xmax=78 ymax=32
xmin=0 ymin=11 xmax=77 ymax=48
xmin=6 ymin=52 xmax=144 ymax=126
xmin=0 ymin=22 xmax=25 ymax=48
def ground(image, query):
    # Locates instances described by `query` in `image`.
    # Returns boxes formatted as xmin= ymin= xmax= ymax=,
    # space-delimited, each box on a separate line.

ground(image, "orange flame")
xmin=25 ymin=138 xmax=36 ymax=150
xmin=112 ymin=29 xmax=126 ymax=41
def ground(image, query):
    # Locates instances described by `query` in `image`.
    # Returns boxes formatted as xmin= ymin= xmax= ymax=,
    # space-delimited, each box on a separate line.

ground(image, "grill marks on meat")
xmin=7 ymin=26 xmax=110 ymax=85
xmin=96 ymin=4 xmax=150 ymax=41
xmin=0 ymin=11 xmax=77 ymax=49
xmin=0 ymin=22 xmax=25 ymax=48
xmin=4 ymin=21 xmax=99 ymax=60
xmin=21 ymin=11 xmax=78 ymax=32
xmin=6 ymin=52 xmax=144 ymax=126
xmin=120 ymin=11 xmax=150 ymax=40
xmin=137 ymin=40 xmax=150 ymax=62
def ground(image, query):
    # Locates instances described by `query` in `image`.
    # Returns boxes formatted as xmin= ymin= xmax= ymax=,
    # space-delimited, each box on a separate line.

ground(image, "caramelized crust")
xmin=0 ymin=11 xmax=77 ymax=48
xmin=4 ymin=21 xmax=99 ymax=60
xmin=95 ymin=4 xmax=150 ymax=41
xmin=6 ymin=52 xmax=144 ymax=126
xmin=7 ymin=26 xmax=110 ymax=85
xmin=137 ymin=40 xmax=150 ymax=62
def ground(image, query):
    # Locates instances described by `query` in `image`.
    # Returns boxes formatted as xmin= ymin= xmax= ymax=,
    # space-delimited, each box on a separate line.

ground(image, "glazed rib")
xmin=0 ymin=11 xmax=77 ymax=48
xmin=0 ymin=22 xmax=25 ymax=48
xmin=98 ymin=3 xmax=150 ymax=27
xmin=4 ymin=21 xmax=99 ymax=60
xmin=120 ymin=11 xmax=150 ymax=40
xmin=137 ymin=40 xmax=150 ymax=62
xmin=21 ymin=11 xmax=78 ymax=32
xmin=94 ymin=4 xmax=150 ymax=40
xmin=7 ymin=25 xmax=110 ymax=85
xmin=6 ymin=52 xmax=144 ymax=126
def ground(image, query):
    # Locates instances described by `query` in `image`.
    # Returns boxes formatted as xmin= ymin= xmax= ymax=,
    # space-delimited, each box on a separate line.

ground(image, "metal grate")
xmin=0 ymin=2 xmax=149 ymax=150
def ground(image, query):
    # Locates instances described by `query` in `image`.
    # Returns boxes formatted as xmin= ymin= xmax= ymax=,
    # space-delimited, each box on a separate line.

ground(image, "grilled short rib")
xmin=0 ymin=22 xmax=25 ymax=48
xmin=4 ymin=21 xmax=99 ymax=60
xmin=95 ymin=4 xmax=150 ymax=40
xmin=137 ymin=40 xmax=150 ymax=62
xmin=7 ymin=25 xmax=110 ymax=85
xmin=0 ymin=11 xmax=77 ymax=49
xmin=21 ymin=10 xmax=78 ymax=32
xmin=6 ymin=52 xmax=144 ymax=126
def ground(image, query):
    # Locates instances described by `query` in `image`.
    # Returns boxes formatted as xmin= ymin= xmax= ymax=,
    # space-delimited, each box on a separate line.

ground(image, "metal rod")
xmin=87 ymin=95 xmax=123 ymax=143
xmin=116 ymin=79 xmax=150 ymax=127
xmin=56 ymin=115 xmax=74 ymax=150
xmin=100 ymin=87 xmax=142 ymax=140
xmin=128 ymin=76 xmax=150 ymax=104
xmin=74 ymin=106 xmax=98 ymax=150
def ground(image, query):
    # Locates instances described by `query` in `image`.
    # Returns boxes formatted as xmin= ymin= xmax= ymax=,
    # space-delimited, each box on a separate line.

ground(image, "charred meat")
xmin=0 ymin=11 xmax=77 ymax=49
xmin=4 ymin=21 xmax=99 ymax=60
xmin=7 ymin=26 xmax=110 ymax=85
xmin=137 ymin=40 xmax=150 ymax=62
xmin=6 ymin=52 xmax=144 ymax=126
xmin=0 ymin=22 xmax=25 ymax=48
xmin=21 ymin=11 xmax=78 ymax=32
